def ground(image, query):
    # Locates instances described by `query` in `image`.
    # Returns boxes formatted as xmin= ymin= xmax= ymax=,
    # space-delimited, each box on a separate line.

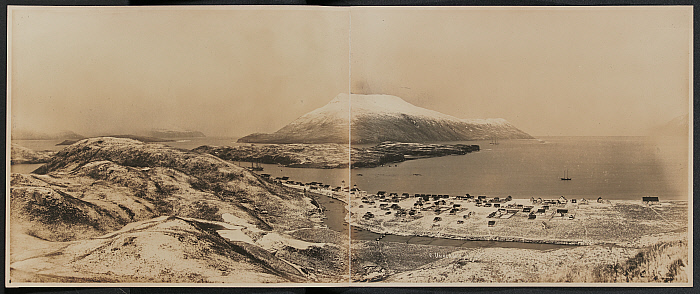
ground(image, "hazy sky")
xmin=10 ymin=7 xmax=349 ymax=137
xmin=9 ymin=6 xmax=691 ymax=137
xmin=351 ymin=7 xmax=691 ymax=136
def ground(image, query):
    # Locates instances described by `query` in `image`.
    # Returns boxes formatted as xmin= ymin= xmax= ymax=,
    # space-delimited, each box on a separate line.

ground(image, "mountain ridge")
xmin=238 ymin=93 xmax=533 ymax=144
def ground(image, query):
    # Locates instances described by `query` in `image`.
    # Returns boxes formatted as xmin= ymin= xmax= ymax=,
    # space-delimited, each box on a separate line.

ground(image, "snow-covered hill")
xmin=238 ymin=93 xmax=533 ymax=144
xmin=9 ymin=137 xmax=348 ymax=283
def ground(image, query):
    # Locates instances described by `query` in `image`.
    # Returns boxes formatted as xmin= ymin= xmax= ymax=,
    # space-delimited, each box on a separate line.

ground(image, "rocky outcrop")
xmin=193 ymin=141 xmax=479 ymax=169
xmin=193 ymin=144 xmax=350 ymax=169
xmin=352 ymin=142 xmax=480 ymax=168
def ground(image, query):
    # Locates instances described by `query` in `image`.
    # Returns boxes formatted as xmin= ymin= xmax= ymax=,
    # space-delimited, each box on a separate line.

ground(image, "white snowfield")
xmin=301 ymin=93 xmax=511 ymax=126
xmin=238 ymin=92 xmax=530 ymax=143
xmin=219 ymin=213 xmax=328 ymax=251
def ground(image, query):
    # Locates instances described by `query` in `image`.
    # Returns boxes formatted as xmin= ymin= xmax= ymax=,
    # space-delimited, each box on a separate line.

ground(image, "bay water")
xmin=11 ymin=136 xmax=689 ymax=200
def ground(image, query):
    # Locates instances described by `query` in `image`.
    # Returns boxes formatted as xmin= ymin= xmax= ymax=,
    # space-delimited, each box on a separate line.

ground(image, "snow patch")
xmin=297 ymin=93 xmax=511 ymax=125
xmin=217 ymin=229 xmax=255 ymax=244
xmin=256 ymin=232 xmax=327 ymax=251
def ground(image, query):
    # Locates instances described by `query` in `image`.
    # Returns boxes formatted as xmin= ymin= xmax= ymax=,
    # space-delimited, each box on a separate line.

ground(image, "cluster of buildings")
xmin=360 ymin=192 xmax=493 ymax=222
xmin=357 ymin=191 xmax=595 ymax=228
xmin=260 ymin=174 xmax=364 ymax=198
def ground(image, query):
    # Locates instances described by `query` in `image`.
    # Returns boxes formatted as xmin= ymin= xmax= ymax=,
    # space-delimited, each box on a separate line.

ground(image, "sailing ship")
xmin=247 ymin=160 xmax=264 ymax=171
xmin=560 ymin=169 xmax=572 ymax=181
xmin=489 ymin=137 xmax=499 ymax=145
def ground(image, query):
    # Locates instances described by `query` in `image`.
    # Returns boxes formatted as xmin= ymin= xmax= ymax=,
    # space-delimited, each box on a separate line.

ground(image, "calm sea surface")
xmin=11 ymin=136 xmax=689 ymax=200
xmin=350 ymin=137 xmax=689 ymax=200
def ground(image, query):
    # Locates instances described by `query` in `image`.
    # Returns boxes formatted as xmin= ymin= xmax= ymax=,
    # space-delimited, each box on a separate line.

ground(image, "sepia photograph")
xmin=6 ymin=5 xmax=692 ymax=286
xmin=345 ymin=7 xmax=692 ymax=284
xmin=7 ymin=6 xmax=352 ymax=285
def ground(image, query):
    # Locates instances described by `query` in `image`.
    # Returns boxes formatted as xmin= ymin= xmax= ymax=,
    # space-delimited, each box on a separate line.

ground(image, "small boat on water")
xmin=489 ymin=137 xmax=500 ymax=145
xmin=560 ymin=169 xmax=572 ymax=181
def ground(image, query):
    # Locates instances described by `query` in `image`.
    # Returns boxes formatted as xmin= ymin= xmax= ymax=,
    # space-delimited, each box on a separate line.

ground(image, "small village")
xmin=260 ymin=174 xmax=358 ymax=201
xmin=352 ymin=190 xmax=609 ymax=227
xmin=348 ymin=188 xmax=679 ymax=247
xmin=254 ymin=172 xmax=680 ymax=247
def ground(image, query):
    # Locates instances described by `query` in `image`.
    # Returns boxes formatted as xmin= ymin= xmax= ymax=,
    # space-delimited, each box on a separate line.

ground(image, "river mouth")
xmin=310 ymin=191 xmax=578 ymax=251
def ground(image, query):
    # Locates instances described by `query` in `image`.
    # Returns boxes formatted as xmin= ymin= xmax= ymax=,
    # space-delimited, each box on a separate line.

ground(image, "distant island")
xmin=57 ymin=135 xmax=174 ymax=145
xmin=238 ymin=93 xmax=533 ymax=144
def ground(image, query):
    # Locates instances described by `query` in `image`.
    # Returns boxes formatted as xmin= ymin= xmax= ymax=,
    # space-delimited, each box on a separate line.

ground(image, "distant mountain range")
xmin=238 ymin=93 xmax=533 ymax=144
xmin=145 ymin=128 xmax=206 ymax=138
xmin=652 ymin=114 xmax=689 ymax=137
xmin=12 ymin=128 xmax=205 ymax=143
xmin=11 ymin=129 xmax=84 ymax=140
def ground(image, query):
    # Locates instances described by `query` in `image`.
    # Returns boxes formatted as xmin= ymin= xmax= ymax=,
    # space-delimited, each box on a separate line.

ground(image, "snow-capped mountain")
xmin=238 ymin=93 xmax=533 ymax=144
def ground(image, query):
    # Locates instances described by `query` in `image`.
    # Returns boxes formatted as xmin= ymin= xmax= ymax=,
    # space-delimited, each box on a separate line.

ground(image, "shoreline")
xmin=252 ymin=171 xmax=688 ymax=250
xmin=350 ymin=222 xmax=591 ymax=246
xmin=350 ymin=194 xmax=688 ymax=248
